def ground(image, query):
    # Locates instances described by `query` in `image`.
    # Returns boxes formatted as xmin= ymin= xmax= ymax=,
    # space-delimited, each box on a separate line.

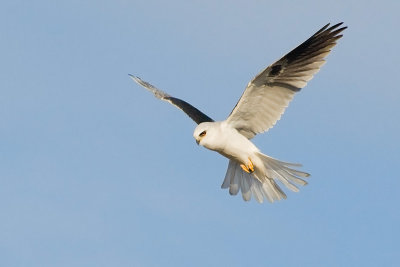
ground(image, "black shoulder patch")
xmin=269 ymin=64 xmax=282 ymax=76
xmin=167 ymin=97 xmax=214 ymax=124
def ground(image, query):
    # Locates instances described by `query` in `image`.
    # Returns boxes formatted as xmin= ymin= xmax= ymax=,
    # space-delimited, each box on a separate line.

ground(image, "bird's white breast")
xmin=203 ymin=121 xmax=259 ymax=165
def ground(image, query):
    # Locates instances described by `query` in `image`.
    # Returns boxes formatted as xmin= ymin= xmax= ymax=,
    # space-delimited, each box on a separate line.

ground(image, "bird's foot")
xmin=240 ymin=158 xmax=255 ymax=174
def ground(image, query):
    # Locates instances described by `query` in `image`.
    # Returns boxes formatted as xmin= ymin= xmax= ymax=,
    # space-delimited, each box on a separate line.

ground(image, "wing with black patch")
xmin=226 ymin=23 xmax=346 ymax=139
xmin=252 ymin=22 xmax=347 ymax=91
xmin=129 ymin=75 xmax=214 ymax=124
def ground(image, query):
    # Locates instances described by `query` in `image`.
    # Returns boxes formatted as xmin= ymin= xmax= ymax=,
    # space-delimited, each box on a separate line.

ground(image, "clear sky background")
xmin=1 ymin=0 xmax=399 ymax=266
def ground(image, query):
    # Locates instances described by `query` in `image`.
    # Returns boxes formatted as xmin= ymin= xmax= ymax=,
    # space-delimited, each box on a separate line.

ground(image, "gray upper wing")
xmin=129 ymin=75 xmax=214 ymax=124
xmin=226 ymin=23 xmax=347 ymax=139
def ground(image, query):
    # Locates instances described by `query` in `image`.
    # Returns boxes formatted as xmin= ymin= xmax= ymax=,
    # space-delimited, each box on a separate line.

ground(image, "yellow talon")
xmin=240 ymin=164 xmax=250 ymax=173
xmin=240 ymin=158 xmax=255 ymax=174
xmin=248 ymin=158 xmax=254 ymax=173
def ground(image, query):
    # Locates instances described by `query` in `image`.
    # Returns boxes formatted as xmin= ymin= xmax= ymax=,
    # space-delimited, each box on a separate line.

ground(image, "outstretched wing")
xmin=226 ymin=22 xmax=347 ymax=139
xmin=129 ymin=75 xmax=214 ymax=124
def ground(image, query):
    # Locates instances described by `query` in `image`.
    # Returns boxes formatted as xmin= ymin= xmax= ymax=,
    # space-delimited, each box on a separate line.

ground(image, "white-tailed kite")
xmin=130 ymin=23 xmax=346 ymax=203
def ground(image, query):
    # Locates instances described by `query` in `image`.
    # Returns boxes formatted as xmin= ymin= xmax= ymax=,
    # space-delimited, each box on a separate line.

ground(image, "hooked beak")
xmin=196 ymin=139 xmax=200 ymax=145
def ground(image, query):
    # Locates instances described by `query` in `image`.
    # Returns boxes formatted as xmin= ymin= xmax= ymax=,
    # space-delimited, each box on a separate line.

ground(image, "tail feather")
xmin=261 ymin=182 xmax=274 ymax=203
xmin=221 ymin=153 xmax=310 ymax=203
xmin=266 ymin=159 xmax=309 ymax=186
xmin=271 ymin=168 xmax=300 ymax=192
xmin=228 ymin=162 xmax=240 ymax=195
xmin=263 ymin=157 xmax=303 ymax=167
xmin=221 ymin=160 xmax=235 ymax=189
xmin=264 ymin=178 xmax=286 ymax=202
xmin=283 ymin=166 xmax=310 ymax=178
xmin=251 ymin=182 xmax=264 ymax=203
xmin=240 ymin=173 xmax=252 ymax=201
xmin=281 ymin=169 xmax=308 ymax=186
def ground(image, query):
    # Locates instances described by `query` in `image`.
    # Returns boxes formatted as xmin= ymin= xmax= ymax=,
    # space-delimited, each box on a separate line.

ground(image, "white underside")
xmin=194 ymin=122 xmax=310 ymax=203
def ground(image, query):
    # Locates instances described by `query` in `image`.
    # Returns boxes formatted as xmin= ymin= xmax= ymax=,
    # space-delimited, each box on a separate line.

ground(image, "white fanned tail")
xmin=221 ymin=153 xmax=310 ymax=203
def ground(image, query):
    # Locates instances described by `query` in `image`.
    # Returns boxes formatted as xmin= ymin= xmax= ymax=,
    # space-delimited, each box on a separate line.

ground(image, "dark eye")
xmin=199 ymin=131 xmax=206 ymax=137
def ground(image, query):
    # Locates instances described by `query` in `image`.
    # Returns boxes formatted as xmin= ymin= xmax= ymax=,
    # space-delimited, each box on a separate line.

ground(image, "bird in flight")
xmin=130 ymin=22 xmax=346 ymax=203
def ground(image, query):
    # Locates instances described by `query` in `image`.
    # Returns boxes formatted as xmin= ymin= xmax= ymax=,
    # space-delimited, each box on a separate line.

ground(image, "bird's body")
xmin=130 ymin=23 xmax=346 ymax=203
xmin=193 ymin=121 xmax=308 ymax=202
xmin=194 ymin=121 xmax=258 ymax=165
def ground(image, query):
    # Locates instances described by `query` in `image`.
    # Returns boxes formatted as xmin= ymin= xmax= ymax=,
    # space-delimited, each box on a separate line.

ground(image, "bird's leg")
xmin=247 ymin=158 xmax=255 ymax=173
xmin=240 ymin=158 xmax=255 ymax=173
xmin=240 ymin=164 xmax=250 ymax=173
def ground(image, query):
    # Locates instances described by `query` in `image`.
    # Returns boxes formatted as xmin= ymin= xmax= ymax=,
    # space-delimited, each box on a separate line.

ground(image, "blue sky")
xmin=1 ymin=0 xmax=399 ymax=266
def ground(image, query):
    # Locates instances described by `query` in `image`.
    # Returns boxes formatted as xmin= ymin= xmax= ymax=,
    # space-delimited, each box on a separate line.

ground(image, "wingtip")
xmin=329 ymin=22 xmax=347 ymax=31
xmin=128 ymin=74 xmax=140 ymax=83
xmin=129 ymin=74 xmax=149 ymax=88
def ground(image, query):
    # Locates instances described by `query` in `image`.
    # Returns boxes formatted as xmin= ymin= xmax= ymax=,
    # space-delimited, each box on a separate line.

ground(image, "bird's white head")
xmin=193 ymin=122 xmax=221 ymax=150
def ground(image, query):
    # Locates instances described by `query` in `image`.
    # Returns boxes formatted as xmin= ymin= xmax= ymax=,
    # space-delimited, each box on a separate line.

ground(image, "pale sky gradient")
xmin=1 ymin=0 xmax=399 ymax=266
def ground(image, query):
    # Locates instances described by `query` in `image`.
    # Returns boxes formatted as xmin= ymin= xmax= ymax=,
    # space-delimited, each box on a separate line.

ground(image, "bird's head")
xmin=193 ymin=122 xmax=220 ymax=149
